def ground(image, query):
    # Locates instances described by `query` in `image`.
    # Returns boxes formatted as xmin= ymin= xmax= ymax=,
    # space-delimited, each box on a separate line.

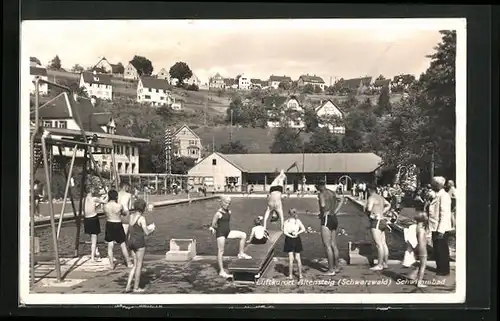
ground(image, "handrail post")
xmin=41 ymin=133 xmax=62 ymax=281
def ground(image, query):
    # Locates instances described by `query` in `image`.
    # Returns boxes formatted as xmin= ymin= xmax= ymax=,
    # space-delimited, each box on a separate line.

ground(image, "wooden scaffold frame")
xmin=30 ymin=79 xmax=130 ymax=286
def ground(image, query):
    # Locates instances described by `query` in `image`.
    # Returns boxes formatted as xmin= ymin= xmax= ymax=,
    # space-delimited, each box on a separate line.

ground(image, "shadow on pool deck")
xmin=32 ymin=255 xmax=456 ymax=295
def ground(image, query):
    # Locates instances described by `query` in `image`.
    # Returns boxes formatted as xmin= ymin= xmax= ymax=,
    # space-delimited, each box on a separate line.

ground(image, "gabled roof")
xmin=172 ymin=124 xmax=201 ymax=139
xmin=218 ymin=153 xmax=382 ymax=173
xmin=299 ymin=75 xmax=325 ymax=84
xmin=158 ymin=68 xmax=168 ymax=75
xmin=269 ymin=75 xmax=292 ymax=82
xmin=139 ymin=76 xmax=170 ymax=90
xmin=341 ymin=77 xmax=373 ymax=89
xmin=32 ymin=92 xmax=129 ymax=136
xmin=315 ymin=99 xmax=345 ymax=116
xmin=211 ymin=72 xmax=223 ymax=80
xmin=81 ymin=72 xmax=112 ymax=85
xmin=30 ymin=67 xmax=48 ymax=77
xmin=373 ymin=79 xmax=391 ymax=87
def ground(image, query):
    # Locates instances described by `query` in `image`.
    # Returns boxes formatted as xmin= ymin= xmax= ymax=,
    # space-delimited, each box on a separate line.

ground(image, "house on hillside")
xmin=209 ymin=73 xmax=225 ymax=89
xmin=124 ymin=62 xmax=139 ymax=80
xmin=172 ymin=124 xmax=203 ymax=162
xmin=188 ymin=152 xmax=382 ymax=192
xmin=30 ymin=66 xmax=49 ymax=95
xmin=79 ymin=71 xmax=113 ymax=100
xmin=340 ymin=76 xmax=373 ymax=93
xmin=157 ymin=68 xmax=169 ymax=80
xmin=32 ymin=92 xmax=149 ymax=174
xmin=236 ymin=74 xmax=251 ymax=90
xmin=315 ymin=100 xmax=345 ymax=134
xmin=268 ymin=75 xmax=292 ymax=89
xmin=93 ymin=57 xmax=123 ymax=77
xmin=298 ymin=74 xmax=326 ymax=90
xmin=250 ymin=78 xmax=266 ymax=89
xmin=263 ymin=96 xmax=304 ymax=129
xmin=137 ymin=76 xmax=172 ymax=107
xmin=186 ymin=74 xmax=201 ymax=87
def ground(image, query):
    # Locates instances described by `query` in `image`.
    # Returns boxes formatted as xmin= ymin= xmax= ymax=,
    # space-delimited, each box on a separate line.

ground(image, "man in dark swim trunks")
xmin=317 ymin=180 xmax=344 ymax=275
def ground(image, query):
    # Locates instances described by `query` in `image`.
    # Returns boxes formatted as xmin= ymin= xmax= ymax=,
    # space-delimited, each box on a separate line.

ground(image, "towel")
xmin=404 ymin=224 xmax=418 ymax=248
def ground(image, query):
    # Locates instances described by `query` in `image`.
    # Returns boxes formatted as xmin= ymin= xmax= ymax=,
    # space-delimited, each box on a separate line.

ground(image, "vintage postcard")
xmin=20 ymin=18 xmax=466 ymax=305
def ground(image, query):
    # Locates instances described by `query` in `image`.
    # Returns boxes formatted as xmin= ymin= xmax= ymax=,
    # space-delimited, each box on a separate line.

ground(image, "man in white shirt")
xmin=428 ymin=176 xmax=453 ymax=276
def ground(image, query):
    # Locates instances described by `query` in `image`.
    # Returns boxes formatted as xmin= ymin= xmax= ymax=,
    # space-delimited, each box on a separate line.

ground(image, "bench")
xmin=228 ymin=230 xmax=283 ymax=284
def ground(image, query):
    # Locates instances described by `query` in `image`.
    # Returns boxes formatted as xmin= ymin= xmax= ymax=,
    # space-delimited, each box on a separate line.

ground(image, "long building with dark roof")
xmin=188 ymin=152 xmax=382 ymax=192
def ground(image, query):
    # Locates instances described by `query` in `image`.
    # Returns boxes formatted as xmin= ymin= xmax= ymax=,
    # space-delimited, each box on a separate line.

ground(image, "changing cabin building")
xmin=188 ymin=152 xmax=382 ymax=193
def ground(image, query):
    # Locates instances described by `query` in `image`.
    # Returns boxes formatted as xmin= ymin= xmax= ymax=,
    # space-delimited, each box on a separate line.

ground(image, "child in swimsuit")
xmin=283 ymin=208 xmax=306 ymax=280
xmin=247 ymin=216 xmax=269 ymax=245
xmin=125 ymin=198 xmax=155 ymax=293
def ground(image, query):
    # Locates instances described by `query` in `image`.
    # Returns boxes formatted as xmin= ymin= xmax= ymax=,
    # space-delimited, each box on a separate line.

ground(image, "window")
xmin=102 ymin=161 xmax=107 ymax=169
xmin=156 ymin=89 xmax=159 ymax=93
xmin=131 ymin=147 xmax=135 ymax=156
xmin=191 ymin=149 xmax=197 ymax=155
xmin=125 ymin=163 xmax=130 ymax=173
xmin=160 ymin=97 xmax=164 ymax=100
xmin=212 ymin=159 xmax=217 ymax=165
xmin=188 ymin=140 xmax=196 ymax=145
xmin=43 ymin=121 xmax=52 ymax=127
xmin=131 ymin=163 xmax=136 ymax=174
xmin=148 ymin=88 xmax=151 ymax=92
xmin=57 ymin=121 xmax=67 ymax=129
xmin=182 ymin=130 xmax=186 ymax=135
xmin=125 ymin=146 xmax=130 ymax=155
xmin=145 ymin=95 xmax=151 ymax=99
xmin=118 ymin=163 xmax=123 ymax=173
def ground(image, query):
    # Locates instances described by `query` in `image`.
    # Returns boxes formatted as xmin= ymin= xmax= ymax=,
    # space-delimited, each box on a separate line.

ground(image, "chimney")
xmin=90 ymin=97 xmax=97 ymax=106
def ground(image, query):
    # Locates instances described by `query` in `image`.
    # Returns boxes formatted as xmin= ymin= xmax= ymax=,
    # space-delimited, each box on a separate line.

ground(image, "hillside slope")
xmin=192 ymin=126 xmax=312 ymax=154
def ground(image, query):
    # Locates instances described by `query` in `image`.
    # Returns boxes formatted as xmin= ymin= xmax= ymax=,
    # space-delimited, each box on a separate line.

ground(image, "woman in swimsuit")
xmin=125 ymin=198 xmax=155 ymax=293
xmin=263 ymin=169 xmax=287 ymax=231
xmin=209 ymin=196 xmax=251 ymax=278
xmin=411 ymin=193 xmax=430 ymax=288
xmin=365 ymin=184 xmax=392 ymax=271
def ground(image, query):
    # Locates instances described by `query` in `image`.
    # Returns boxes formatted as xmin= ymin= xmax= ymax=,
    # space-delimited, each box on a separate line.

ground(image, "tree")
xmin=226 ymin=97 xmax=245 ymax=125
xmin=278 ymin=81 xmax=291 ymax=90
xmin=302 ymin=84 xmax=314 ymax=94
xmin=303 ymin=108 xmax=320 ymax=133
xmin=71 ymin=64 xmax=84 ymax=73
xmin=48 ymin=55 xmax=62 ymax=70
xmin=30 ymin=57 xmax=41 ymax=66
xmin=130 ymin=55 xmax=154 ymax=76
xmin=217 ymin=140 xmax=248 ymax=154
xmin=305 ymin=127 xmax=343 ymax=153
xmin=325 ymin=86 xmax=336 ymax=95
xmin=171 ymin=156 xmax=196 ymax=174
xmin=115 ymin=62 xmax=125 ymax=74
xmin=314 ymin=85 xmax=323 ymax=94
xmin=92 ymin=66 xmax=107 ymax=73
xmin=375 ymin=85 xmax=392 ymax=116
xmin=169 ymin=62 xmax=193 ymax=86
xmin=270 ymin=127 xmax=303 ymax=153
xmin=376 ymin=74 xmax=386 ymax=81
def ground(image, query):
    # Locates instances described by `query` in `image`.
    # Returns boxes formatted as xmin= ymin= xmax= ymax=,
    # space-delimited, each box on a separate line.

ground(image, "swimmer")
xmin=125 ymin=198 xmax=155 ymax=293
xmin=263 ymin=169 xmax=287 ymax=231
xmin=365 ymin=184 xmax=392 ymax=271
xmin=412 ymin=196 xmax=430 ymax=288
xmin=283 ymin=208 xmax=306 ymax=280
xmin=104 ymin=189 xmax=132 ymax=269
xmin=118 ymin=182 xmax=133 ymax=236
xmin=317 ymin=179 xmax=344 ymax=275
xmin=83 ymin=185 xmax=107 ymax=262
xmin=209 ymin=196 xmax=251 ymax=278
xmin=247 ymin=216 xmax=269 ymax=245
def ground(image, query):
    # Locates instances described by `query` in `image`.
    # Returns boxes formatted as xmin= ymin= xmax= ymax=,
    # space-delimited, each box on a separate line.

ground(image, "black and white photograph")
xmin=20 ymin=18 xmax=466 ymax=305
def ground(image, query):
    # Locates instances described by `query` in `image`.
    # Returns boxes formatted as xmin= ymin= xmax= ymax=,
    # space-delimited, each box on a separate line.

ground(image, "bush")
xmin=186 ymin=84 xmax=199 ymax=91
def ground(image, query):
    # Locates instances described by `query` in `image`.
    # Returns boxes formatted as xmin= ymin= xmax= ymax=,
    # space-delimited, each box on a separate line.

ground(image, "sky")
xmin=22 ymin=19 xmax=454 ymax=84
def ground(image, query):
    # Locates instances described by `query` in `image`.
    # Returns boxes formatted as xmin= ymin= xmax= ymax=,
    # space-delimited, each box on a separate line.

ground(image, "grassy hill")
xmin=191 ymin=126 xmax=312 ymax=154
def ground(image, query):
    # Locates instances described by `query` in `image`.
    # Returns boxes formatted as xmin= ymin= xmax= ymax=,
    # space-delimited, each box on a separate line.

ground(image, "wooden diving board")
xmin=228 ymin=230 xmax=283 ymax=284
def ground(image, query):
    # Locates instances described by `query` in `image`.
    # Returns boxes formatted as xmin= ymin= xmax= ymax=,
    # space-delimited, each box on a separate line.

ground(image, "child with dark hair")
xmin=247 ymin=216 xmax=269 ymax=245
xmin=104 ymin=189 xmax=132 ymax=270
xmin=125 ymin=198 xmax=155 ymax=293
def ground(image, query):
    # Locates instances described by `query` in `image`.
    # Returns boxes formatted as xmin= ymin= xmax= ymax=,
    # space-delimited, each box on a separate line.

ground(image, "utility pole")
xmin=164 ymin=128 xmax=172 ymax=174
xmin=230 ymin=109 xmax=233 ymax=142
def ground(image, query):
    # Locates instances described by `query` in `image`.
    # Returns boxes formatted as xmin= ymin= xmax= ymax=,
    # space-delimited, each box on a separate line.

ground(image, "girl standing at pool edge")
xmin=125 ymin=198 xmax=155 ymax=293
xmin=283 ymin=208 xmax=306 ymax=280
